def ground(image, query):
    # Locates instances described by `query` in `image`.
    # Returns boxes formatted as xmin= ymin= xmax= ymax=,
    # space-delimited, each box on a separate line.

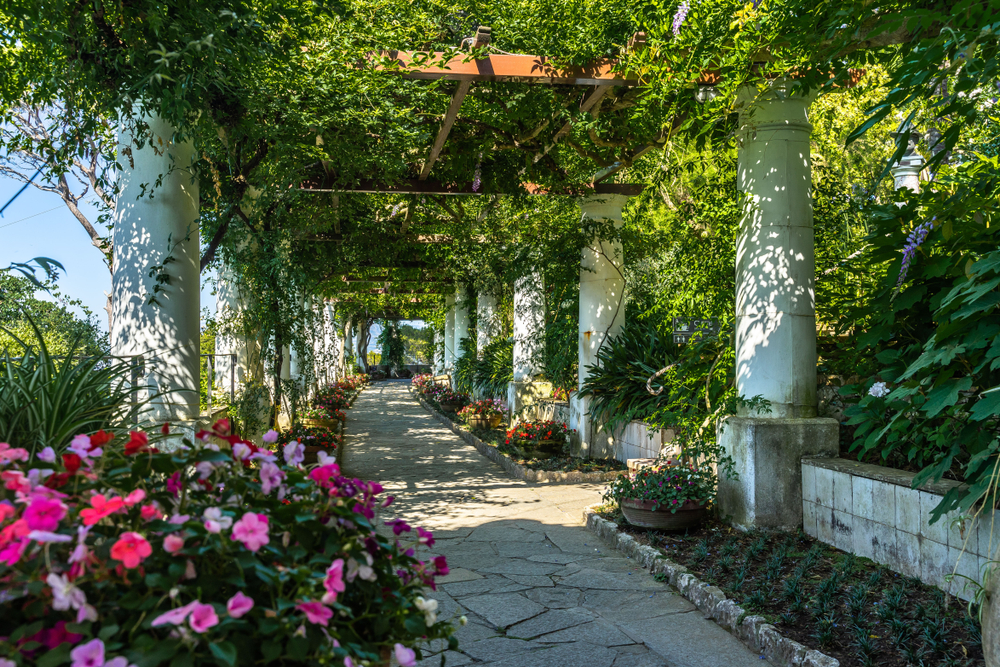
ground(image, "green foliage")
xmin=453 ymin=337 xmax=478 ymax=394
xmin=0 ymin=320 xmax=147 ymax=455
xmin=398 ymin=323 xmax=433 ymax=364
xmin=473 ymin=336 xmax=514 ymax=399
xmin=376 ymin=320 xmax=406 ymax=372
xmin=541 ymin=283 xmax=578 ymax=392
xmin=0 ymin=274 xmax=107 ymax=357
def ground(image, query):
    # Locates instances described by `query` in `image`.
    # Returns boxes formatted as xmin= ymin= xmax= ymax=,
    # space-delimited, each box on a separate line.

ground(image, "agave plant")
xmin=0 ymin=317 xmax=151 ymax=455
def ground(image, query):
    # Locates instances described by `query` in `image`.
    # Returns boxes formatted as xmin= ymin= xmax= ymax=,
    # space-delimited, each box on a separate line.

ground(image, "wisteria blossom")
xmin=672 ymin=0 xmax=690 ymax=36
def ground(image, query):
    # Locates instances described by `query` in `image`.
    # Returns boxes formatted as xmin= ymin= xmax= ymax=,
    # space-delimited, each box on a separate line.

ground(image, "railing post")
xmin=229 ymin=354 xmax=236 ymax=405
xmin=206 ymin=355 xmax=213 ymax=415
xmin=130 ymin=355 xmax=144 ymax=427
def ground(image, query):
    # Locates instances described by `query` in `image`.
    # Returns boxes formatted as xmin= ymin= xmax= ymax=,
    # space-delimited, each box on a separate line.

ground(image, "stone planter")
xmin=301 ymin=417 xmax=342 ymax=429
xmin=439 ymin=401 xmax=464 ymax=414
xmin=515 ymin=439 xmax=563 ymax=459
xmin=302 ymin=445 xmax=335 ymax=465
xmin=467 ymin=414 xmax=502 ymax=430
xmin=620 ymin=498 xmax=708 ymax=531
xmin=984 ymin=564 xmax=999 ymax=666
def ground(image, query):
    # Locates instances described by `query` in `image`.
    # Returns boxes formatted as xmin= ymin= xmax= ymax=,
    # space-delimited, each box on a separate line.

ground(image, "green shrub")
xmin=473 ymin=336 xmax=513 ymax=398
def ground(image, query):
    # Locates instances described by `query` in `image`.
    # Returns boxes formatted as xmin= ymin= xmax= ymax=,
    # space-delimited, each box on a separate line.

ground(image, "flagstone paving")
xmin=343 ymin=381 xmax=770 ymax=666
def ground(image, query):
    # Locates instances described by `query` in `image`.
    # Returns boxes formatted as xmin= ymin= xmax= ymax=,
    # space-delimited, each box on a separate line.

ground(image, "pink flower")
xmin=2 ymin=470 xmax=31 ymax=492
xmin=226 ymin=592 xmax=254 ymax=618
xmin=231 ymin=512 xmax=269 ymax=552
xmin=70 ymin=639 xmax=104 ymax=667
xmin=259 ymin=462 xmax=286 ymax=495
xmin=283 ymin=441 xmax=305 ymax=466
xmin=0 ymin=443 xmax=29 ymax=465
xmin=394 ymin=644 xmax=416 ymax=667
xmin=110 ymin=532 xmax=152 ymax=568
xmin=80 ymin=494 xmax=125 ymax=526
xmin=309 ymin=464 xmax=340 ymax=487
xmin=140 ymin=504 xmax=162 ymax=521
xmin=0 ymin=538 xmax=27 ymax=565
xmin=24 ymin=497 xmax=66 ymax=531
xmin=166 ymin=472 xmax=182 ymax=496
xmin=37 ymin=446 xmax=57 ymax=463
xmin=163 ymin=535 xmax=185 ymax=554
xmin=152 ymin=601 xmax=200 ymax=627
xmin=232 ymin=443 xmax=252 ymax=460
xmin=322 ymin=559 xmax=346 ymax=604
xmin=202 ymin=507 xmax=233 ymax=533
xmin=0 ymin=500 xmax=14 ymax=521
xmin=104 ymin=658 xmax=135 ymax=667
xmin=262 ymin=429 xmax=279 ymax=443
xmin=297 ymin=601 xmax=333 ymax=626
xmin=189 ymin=603 xmax=220 ymax=632
xmin=124 ymin=489 xmax=146 ymax=507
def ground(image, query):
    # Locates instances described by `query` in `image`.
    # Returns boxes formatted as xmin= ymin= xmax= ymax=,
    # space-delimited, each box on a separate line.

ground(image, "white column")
xmin=343 ymin=320 xmax=353 ymax=376
xmin=891 ymin=127 xmax=924 ymax=193
xmin=734 ymin=81 xmax=817 ymax=419
xmin=570 ymin=194 xmax=628 ymax=457
xmin=215 ymin=262 xmax=263 ymax=396
xmin=454 ymin=286 xmax=471 ymax=363
xmin=443 ymin=295 xmax=456 ymax=371
xmin=716 ymin=81 xmax=839 ymax=531
xmin=512 ymin=273 xmax=544 ymax=381
xmin=434 ymin=329 xmax=445 ymax=374
xmin=112 ymin=113 xmax=200 ymax=422
xmin=476 ymin=291 xmax=498 ymax=355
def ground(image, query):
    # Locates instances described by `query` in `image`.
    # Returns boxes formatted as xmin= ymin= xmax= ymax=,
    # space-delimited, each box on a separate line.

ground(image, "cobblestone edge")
xmin=412 ymin=394 xmax=624 ymax=485
xmin=583 ymin=506 xmax=841 ymax=667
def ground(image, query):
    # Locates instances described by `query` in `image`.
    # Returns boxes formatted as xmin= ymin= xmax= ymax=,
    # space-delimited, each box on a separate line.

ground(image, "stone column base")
xmin=717 ymin=416 xmax=839 ymax=531
xmin=507 ymin=381 xmax=552 ymax=422
xmin=569 ymin=395 xmax=615 ymax=459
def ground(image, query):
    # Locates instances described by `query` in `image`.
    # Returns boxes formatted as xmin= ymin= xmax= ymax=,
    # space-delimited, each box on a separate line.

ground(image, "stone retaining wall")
xmin=802 ymin=457 xmax=991 ymax=600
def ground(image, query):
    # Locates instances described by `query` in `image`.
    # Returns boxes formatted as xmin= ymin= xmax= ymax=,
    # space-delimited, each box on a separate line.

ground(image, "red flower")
xmin=90 ymin=430 xmax=114 ymax=447
xmin=44 ymin=473 xmax=71 ymax=489
xmin=124 ymin=431 xmax=149 ymax=455
xmin=212 ymin=418 xmax=231 ymax=436
xmin=62 ymin=453 xmax=82 ymax=474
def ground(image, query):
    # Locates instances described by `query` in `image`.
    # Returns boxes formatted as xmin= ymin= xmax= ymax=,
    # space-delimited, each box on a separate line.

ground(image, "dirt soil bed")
xmin=434 ymin=407 xmax=625 ymax=473
xmin=596 ymin=505 xmax=984 ymax=667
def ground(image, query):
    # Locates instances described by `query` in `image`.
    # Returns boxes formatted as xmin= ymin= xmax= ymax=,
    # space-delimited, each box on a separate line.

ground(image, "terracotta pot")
xmin=620 ymin=498 xmax=708 ymax=530
xmin=302 ymin=445 xmax=334 ymax=465
xmin=439 ymin=401 xmax=463 ymax=413
xmin=467 ymin=414 xmax=502 ymax=430
xmin=301 ymin=417 xmax=341 ymax=429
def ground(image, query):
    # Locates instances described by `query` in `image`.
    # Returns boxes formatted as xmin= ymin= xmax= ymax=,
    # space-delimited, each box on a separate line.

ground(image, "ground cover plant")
xmin=274 ymin=423 xmax=342 ymax=453
xmin=0 ymin=419 xmax=457 ymax=667
xmin=596 ymin=507 xmax=983 ymax=667
xmin=475 ymin=427 xmax=626 ymax=474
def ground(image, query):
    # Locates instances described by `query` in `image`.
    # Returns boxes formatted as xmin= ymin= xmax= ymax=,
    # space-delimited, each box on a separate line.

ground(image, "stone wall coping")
xmin=583 ymin=506 xmax=841 ymax=667
xmin=412 ymin=391 xmax=624 ymax=485
xmin=803 ymin=456 xmax=965 ymax=497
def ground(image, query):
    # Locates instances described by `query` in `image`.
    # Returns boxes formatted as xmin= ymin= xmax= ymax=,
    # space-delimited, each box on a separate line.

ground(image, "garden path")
xmin=343 ymin=380 xmax=768 ymax=667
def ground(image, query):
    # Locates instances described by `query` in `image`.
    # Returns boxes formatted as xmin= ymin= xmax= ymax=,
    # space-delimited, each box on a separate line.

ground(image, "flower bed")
xmin=0 ymin=420 xmax=456 ymax=667
xmin=273 ymin=424 xmax=342 ymax=453
xmin=593 ymin=505 xmax=983 ymax=667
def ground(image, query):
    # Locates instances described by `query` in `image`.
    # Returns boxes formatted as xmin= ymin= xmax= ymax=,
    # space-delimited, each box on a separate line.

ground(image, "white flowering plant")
xmin=0 ymin=420 xmax=456 ymax=667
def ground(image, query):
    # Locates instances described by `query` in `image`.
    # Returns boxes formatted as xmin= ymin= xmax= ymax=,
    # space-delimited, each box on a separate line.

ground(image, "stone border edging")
xmin=412 ymin=394 xmax=624 ymax=485
xmin=583 ymin=506 xmax=840 ymax=667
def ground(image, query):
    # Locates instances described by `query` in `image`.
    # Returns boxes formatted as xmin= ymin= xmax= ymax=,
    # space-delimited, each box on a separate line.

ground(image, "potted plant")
xmin=300 ymin=404 xmax=345 ymax=429
xmin=603 ymin=458 xmax=715 ymax=530
xmin=276 ymin=423 xmax=342 ymax=464
xmin=504 ymin=420 xmax=574 ymax=459
xmin=458 ymin=399 xmax=506 ymax=431
xmin=436 ymin=390 xmax=469 ymax=414
xmin=0 ymin=420 xmax=456 ymax=667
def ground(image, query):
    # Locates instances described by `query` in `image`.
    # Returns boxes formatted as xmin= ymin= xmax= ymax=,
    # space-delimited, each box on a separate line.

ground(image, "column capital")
xmin=736 ymin=79 xmax=816 ymax=135
xmin=578 ymin=193 xmax=630 ymax=225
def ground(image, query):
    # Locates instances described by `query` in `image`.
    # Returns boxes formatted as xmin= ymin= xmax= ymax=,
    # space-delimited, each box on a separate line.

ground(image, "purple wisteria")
xmin=472 ymin=152 xmax=483 ymax=192
xmin=897 ymin=219 xmax=934 ymax=289
xmin=672 ymin=0 xmax=691 ymax=36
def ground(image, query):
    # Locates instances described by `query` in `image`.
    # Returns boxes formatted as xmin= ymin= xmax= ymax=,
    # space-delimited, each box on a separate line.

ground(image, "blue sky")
xmin=0 ymin=177 xmax=216 ymax=331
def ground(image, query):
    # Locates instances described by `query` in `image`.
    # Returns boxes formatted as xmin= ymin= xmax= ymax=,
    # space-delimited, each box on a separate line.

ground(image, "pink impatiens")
xmin=80 ymin=495 xmax=124 ymax=526
xmin=322 ymin=558 xmax=346 ymax=604
xmin=163 ymin=535 xmax=185 ymax=554
xmin=231 ymin=512 xmax=270 ymax=552
xmin=188 ymin=602 xmax=220 ymax=632
xmin=24 ymin=497 xmax=67 ymax=531
xmin=110 ymin=532 xmax=152 ymax=568
xmin=297 ymin=600 xmax=333 ymax=626
xmin=226 ymin=591 xmax=254 ymax=618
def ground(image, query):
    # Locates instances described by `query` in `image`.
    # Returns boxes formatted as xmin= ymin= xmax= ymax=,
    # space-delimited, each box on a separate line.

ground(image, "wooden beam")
xmin=419 ymin=81 xmax=472 ymax=180
xmin=379 ymin=51 xmax=639 ymax=86
xmin=534 ymin=84 xmax=613 ymax=164
xmin=301 ymin=179 xmax=643 ymax=196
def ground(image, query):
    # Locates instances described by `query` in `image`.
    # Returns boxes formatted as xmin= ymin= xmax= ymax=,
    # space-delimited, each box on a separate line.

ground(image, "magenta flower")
xmin=297 ymin=601 xmax=333 ymax=626
xmin=432 ymin=555 xmax=449 ymax=576
xmin=394 ymin=644 xmax=417 ymax=667
xmin=166 ymin=472 xmax=182 ymax=497
xmin=24 ymin=497 xmax=67 ymax=531
xmin=417 ymin=527 xmax=434 ymax=547
xmin=0 ymin=538 xmax=28 ymax=565
xmin=231 ymin=512 xmax=270 ymax=552
xmin=189 ymin=603 xmax=220 ymax=633
xmin=227 ymin=592 xmax=254 ymax=618
xmin=70 ymin=639 xmax=104 ymax=667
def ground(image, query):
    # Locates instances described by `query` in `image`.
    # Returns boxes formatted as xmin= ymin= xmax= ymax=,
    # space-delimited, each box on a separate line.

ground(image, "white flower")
xmin=37 ymin=447 xmax=56 ymax=463
xmin=347 ymin=554 xmax=376 ymax=582
xmin=284 ymin=441 xmax=305 ymax=466
xmin=195 ymin=461 xmax=216 ymax=480
xmin=868 ymin=381 xmax=890 ymax=398
xmin=202 ymin=507 xmax=233 ymax=533
xmin=47 ymin=573 xmax=87 ymax=612
xmin=232 ymin=443 xmax=252 ymax=460
xmin=317 ymin=451 xmax=335 ymax=467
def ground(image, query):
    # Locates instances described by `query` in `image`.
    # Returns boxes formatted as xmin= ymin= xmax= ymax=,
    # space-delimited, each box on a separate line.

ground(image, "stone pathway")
xmin=343 ymin=381 xmax=769 ymax=667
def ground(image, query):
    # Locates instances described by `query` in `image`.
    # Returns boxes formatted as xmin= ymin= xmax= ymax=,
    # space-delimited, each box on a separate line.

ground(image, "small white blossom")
xmin=868 ymin=382 xmax=890 ymax=398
